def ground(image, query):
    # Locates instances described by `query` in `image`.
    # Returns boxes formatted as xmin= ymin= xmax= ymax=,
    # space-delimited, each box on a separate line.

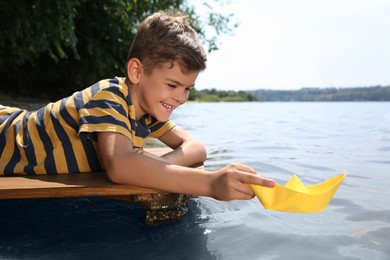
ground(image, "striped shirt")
xmin=0 ymin=77 xmax=175 ymax=175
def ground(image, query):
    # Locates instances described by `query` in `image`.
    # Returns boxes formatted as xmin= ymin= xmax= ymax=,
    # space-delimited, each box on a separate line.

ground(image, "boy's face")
xmin=135 ymin=61 xmax=199 ymax=122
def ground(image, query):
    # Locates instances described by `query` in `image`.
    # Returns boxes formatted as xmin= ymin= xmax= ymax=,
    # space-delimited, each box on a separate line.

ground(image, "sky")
xmin=191 ymin=0 xmax=390 ymax=91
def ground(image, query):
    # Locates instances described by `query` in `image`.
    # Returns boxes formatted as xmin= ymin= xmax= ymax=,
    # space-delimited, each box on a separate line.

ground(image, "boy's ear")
xmin=127 ymin=58 xmax=142 ymax=84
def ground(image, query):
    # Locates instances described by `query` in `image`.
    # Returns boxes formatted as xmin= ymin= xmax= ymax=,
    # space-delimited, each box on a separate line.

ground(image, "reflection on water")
xmin=0 ymin=198 xmax=213 ymax=259
xmin=1 ymin=102 xmax=389 ymax=259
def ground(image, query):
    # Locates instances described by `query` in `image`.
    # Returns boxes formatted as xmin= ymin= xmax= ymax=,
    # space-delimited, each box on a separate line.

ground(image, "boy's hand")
xmin=209 ymin=163 xmax=275 ymax=201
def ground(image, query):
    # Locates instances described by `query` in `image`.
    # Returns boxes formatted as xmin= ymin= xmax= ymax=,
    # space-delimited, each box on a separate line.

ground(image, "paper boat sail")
xmin=250 ymin=173 xmax=346 ymax=213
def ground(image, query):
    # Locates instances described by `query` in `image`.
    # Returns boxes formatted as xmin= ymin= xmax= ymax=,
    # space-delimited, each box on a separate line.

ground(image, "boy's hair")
xmin=127 ymin=10 xmax=207 ymax=74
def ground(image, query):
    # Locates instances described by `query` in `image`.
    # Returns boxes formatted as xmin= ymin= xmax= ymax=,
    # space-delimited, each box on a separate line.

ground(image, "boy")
xmin=0 ymin=11 xmax=275 ymax=201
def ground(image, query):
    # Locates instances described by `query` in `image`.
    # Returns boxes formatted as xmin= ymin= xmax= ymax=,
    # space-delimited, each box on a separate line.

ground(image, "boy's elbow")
xmin=201 ymin=144 xmax=207 ymax=162
xmin=105 ymin=167 xmax=124 ymax=184
xmin=102 ymin=158 xmax=129 ymax=185
xmin=194 ymin=140 xmax=207 ymax=163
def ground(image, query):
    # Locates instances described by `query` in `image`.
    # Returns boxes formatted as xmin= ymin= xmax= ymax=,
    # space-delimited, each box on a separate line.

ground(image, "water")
xmin=1 ymin=102 xmax=389 ymax=259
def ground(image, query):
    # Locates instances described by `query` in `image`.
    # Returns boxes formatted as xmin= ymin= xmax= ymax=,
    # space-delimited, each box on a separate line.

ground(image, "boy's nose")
xmin=173 ymin=90 xmax=188 ymax=104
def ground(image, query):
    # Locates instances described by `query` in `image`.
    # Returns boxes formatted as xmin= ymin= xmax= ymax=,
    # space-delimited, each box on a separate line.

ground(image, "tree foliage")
xmin=249 ymin=86 xmax=390 ymax=102
xmin=188 ymin=88 xmax=258 ymax=102
xmin=0 ymin=0 xmax=237 ymax=99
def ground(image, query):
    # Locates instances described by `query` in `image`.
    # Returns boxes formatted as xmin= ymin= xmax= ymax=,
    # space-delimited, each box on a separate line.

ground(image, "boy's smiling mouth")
xmin=161 ymin=102 xmax=175 ymax=111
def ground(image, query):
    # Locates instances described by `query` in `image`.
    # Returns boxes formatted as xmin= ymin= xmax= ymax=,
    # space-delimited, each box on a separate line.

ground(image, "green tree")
xmin=249 ymin=86 xmax=390 ymax=101
xmin=188 ymin=88 xmax=257 ymax=102
xmin=0 ymin=0 xmax=237 ymax=99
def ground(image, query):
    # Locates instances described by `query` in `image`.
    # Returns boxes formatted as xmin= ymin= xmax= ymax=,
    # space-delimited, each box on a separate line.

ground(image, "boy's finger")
xmin=234 ymin=185 xmax=256 ymax=198
xmin=238 ymin=172 xmax=276 ymax=188
xmin=232 ymin=163 xmax=256 ymax=174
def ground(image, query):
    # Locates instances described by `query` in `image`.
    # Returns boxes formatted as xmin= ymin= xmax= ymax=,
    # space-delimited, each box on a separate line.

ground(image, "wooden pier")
xmin=0 ymin=147 xmax=201 ymax=224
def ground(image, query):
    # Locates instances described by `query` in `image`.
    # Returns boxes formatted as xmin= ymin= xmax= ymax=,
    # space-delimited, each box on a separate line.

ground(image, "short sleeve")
xmin=148 ymin=120 xmax=176 ymax=138
xmin=78 ymin=83 xmax=132 ymax=142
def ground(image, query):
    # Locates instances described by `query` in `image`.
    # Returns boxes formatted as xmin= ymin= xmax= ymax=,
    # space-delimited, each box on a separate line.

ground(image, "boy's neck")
xmin=125 ymin=77 xmax=145 ymax=120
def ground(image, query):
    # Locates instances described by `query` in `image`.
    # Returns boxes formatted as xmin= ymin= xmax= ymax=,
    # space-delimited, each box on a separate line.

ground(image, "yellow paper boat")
xmin=250 ymin=173 xmax=346 ymax=213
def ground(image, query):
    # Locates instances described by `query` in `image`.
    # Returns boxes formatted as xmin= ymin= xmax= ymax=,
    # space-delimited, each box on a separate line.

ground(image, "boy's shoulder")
xmin=96 ymin=77 xmax=127 ymax=90
xmin=89 ymin=77 xmax=129 ymax=98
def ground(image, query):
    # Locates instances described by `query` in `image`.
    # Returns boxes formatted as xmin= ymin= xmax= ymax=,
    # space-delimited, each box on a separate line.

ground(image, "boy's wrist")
xmin=199 ymin=170 xmax=217 ymax=198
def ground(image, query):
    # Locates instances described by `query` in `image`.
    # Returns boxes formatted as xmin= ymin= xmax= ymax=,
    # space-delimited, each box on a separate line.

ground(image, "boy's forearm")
xmin=161 ymin=140 xmax=207 ymax=166
xmin=106 ymin=151 xmax=212 ymax=197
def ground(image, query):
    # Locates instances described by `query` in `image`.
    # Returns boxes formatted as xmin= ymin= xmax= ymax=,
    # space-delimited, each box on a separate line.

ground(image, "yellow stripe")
xmin=93 ymin=84 xmax=128 ymax=105
xmin=149 ymin=121 xmax=176 ymax=138
xmin=99 ymin=79 xmax=110 ymax=90
xmin=82 ymin=87 xmax=92 ymax=104
xmin=0 ymin=119 xmax=15 ymax=175
xmin=132 ymin=134 xmax=146 ymax=148
xmin=44 ymin=102 xmax=69 ymax=173
xmin=129 ymin=104 xmax=136 ymax=121
xmin=66 ymin=95 xmax=80 ymax=124
xmin=80 ymin=107 xmax=131 ymax=128
xmin=55 ymin=101 xmax=91 ymax=172
xmin=13 ymin=111 xmax=29 ymax=173
xmin=79 ymin=123 xmax=133 ymax=141
xmin=27 ymin=111 xmax=47 ymax=174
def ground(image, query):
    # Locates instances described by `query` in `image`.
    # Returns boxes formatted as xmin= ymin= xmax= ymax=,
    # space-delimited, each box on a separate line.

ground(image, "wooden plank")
xmin=0 ymin=147 xmax=176 ymax=200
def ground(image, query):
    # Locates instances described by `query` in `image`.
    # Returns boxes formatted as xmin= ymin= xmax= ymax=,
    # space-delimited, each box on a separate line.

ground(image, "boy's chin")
xmin=153 ymin=113 xmax=171 ymax=122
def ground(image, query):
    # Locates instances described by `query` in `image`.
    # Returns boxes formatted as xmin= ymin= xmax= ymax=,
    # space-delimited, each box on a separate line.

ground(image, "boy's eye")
xmin=168 ymin=84 xmax=177 ymax=88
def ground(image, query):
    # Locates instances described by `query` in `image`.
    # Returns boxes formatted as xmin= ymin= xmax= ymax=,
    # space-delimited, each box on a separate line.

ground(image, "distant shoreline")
xmin=190 ymin=86 xmax=390 ymax=102
xmin=249 ymin=86 xmax=390 ymax=102
xmin=1 ymin=85 xmax=389 ymax=111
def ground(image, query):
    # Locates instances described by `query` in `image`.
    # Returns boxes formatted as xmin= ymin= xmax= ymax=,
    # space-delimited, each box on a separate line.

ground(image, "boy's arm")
xmin=97 ymin=132 xmax=275 ymax=201
xmin=97 ymin=131 xmax=211 ymax=196
xmin=157 ymin=126 xmax=207 ymax=166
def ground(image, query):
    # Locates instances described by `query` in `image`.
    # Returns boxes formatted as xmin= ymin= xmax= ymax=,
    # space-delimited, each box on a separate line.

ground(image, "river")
xmin=1 ymin=102 xmax=389 ymax=259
